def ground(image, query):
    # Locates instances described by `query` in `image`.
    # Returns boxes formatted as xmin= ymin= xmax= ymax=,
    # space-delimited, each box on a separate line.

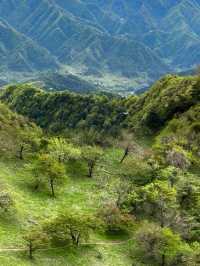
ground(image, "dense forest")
xmin=0 ymin=74 xmax=199 ymax=265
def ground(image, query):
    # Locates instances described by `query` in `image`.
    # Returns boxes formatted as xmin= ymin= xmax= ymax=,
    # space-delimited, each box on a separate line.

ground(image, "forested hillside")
xmin=0 ymin=84 xmax=127 ymax=137
xmin=0 ymin=75 xmax=199 ymax=265
xmin=127 ymin=75 xmax=199 ymax=132
xmin=0 ymin=1 xmax=200 ymax=265
xmin=1 ymin=74 xmax=199 ymax=135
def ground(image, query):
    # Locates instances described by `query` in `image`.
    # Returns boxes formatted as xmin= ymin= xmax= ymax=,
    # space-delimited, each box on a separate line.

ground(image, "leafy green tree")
xmin=48 ymin=137 xmax=81 ymax=163
xmin=45 ymin=211 xmax=95 ymax=246
xmin=134 ymin=222 xmax=192 ymax=266
xmin=27 ymin=154 xmax=65 ymax=197
xmin=122 ymin=181 xmax=178 ymax=227
xmin=23 ymin=226 xmax=49 ymax=259
xmin=118 ymin=157 xmax=159 ymax=185
xmin=117 ymin=132 xmax=139 ymax=163
xmin=82 ymin=146 xmax=103 ymax=177
xmin=177 ymin=174 xmax=200 ymax=214
xmin=15 ymin=127 xmax=42 ymax=160
xmin=98 ymin=203 xmax=134 ymax=234
xmin=160 ymin=166 xmax=179 ymax=187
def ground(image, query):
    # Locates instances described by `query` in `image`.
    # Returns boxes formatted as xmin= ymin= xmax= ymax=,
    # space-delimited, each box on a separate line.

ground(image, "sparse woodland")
xmin=0 ymin=74 xmax=199 ymax=265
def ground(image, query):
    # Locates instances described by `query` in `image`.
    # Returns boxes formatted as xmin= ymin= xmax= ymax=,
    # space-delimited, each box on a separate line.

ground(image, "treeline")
xmin=0 ymin=84 xmax=127 ymax=137
xmin=1 ymin=75 xmax=200 ymax=136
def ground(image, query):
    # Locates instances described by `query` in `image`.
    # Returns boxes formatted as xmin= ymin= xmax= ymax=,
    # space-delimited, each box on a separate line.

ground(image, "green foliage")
xmin=48 ymin=137 xmax=81 ymax=162
xmin=134 ymin=222 xmax=194 ymax=266
xmin=44 ymin=211 xmax=96 ymax=246
xmin=177 ymin=173 xmax=200 ymax=214
xmin=0 ymin=73 xmax=199 ymax=266
xmin=155 ymin=103 xmax=200 ymax=168
xmin=0 ymin=84 xmax=127 ymax=136
xmin=98 ymin=203 xmax=134 ymax=234
xmin=23 ymin=225 xmax=49 ymax=259
xmin=0 ymin=102 xmax=41 ymax=159
xmin=118 ymin=156 xmax=160 ymax=185
xmin=128 ymin=75 xmax=198 ymax=134
xmin=26 ymin=154 xmax=66 ymax=197
xmin=122 ymin=181 xmax=178 ymax=227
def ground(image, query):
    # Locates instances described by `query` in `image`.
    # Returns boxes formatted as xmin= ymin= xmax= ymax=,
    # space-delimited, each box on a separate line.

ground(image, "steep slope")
xmin=126 ymin=73 xmax=200 ymax=166
xmin=81 ymin=0 xmax=200 ymax=70
xmin=0 ymin=73 xmax=200 ymax=170
xmin=58 ymin=34 xmax=167 ymax=78
xmin=30 ymin=71 xmax=98 ymax=93
xmin=0 ymin=19 xmax=58 ymax=72
xmin=127 ymin=74 xmax=199 ymax=133
xmin=0 ymin=0 xmax=169 ymax=79
xmin=155 ymin=103 xmax=200 ymax=166
xmin=0 ymin=101 xmax=41 ymax=158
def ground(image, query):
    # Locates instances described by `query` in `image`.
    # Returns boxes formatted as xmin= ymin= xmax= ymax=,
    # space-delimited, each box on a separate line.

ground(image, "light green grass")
xmin=0 ymin=148 xmax=134 ymax=266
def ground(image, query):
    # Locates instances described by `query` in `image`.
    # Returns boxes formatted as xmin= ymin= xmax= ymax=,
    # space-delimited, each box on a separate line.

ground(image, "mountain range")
xmin=0 ymin=0 xmax=200 ymax=91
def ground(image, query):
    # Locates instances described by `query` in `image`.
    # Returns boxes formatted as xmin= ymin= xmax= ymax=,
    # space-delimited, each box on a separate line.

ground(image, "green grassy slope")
xmin=0 ymin=74 xmax=199 ymax=265
xmin=0 ymin=103 xmax=134 ymax=266
xmin=0 ymin=147 xmax=134 ymax=266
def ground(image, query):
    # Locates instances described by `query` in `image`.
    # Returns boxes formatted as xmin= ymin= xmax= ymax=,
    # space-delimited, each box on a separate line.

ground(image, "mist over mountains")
xmin=0 ymin=0 xmax=200 ymax=91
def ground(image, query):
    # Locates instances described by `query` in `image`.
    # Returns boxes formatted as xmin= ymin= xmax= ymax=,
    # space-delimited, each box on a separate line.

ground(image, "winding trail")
xmin=0 ymin=237 xmax=134 ymax=253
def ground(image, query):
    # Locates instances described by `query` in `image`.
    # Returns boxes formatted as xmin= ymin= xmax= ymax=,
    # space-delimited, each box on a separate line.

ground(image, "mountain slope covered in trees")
xmin=1 ymin=74 xmax=199 ymax=165
xmin=0 ymin=74 xmax=199 ymax=265
xmin=1 ymin=74 xmax=199 ymax=135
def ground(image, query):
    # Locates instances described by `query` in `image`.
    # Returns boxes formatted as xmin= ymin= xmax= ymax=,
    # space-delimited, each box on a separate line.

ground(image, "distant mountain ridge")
xmin=0 ymin=0 xmax=200 ymax=90
xmin=0 ymin=19 xmax=58 ymax=72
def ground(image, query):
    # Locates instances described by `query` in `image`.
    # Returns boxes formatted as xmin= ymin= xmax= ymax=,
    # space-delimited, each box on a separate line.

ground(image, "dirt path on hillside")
xmin=0 ymin=237 xmax=134 ymax=252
